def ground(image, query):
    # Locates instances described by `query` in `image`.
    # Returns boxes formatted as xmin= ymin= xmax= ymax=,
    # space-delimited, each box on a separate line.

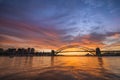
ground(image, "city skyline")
xmin=0 ymin=0 xmax=120 ymax=51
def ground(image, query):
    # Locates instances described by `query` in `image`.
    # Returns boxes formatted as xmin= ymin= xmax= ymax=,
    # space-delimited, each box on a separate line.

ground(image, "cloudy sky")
xmin=0 ymin=0 xmax=120 ymax=51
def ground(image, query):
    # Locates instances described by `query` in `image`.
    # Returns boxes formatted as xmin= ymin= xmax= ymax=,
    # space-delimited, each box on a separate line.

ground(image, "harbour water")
xmin=0 ymin=56 xmax=119 ymax=80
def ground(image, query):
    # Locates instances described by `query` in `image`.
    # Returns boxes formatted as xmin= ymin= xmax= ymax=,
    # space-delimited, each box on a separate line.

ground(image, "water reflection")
xmin=98 ymin=57 xmax=103 ymax=66
xmin=50 ymin=56 xmax=54 ymax=66
xmin=0 ymin=56 xmax=119 ymax=80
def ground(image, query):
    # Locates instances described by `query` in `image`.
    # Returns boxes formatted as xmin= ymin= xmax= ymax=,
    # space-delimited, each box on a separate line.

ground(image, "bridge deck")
xmin=56 ymin=51 xmax=120 ymax=53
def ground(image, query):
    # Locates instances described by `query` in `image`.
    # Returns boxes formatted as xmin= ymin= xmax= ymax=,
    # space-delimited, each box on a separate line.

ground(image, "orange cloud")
xmin=0 ymin=18 xmax=120 ymax=51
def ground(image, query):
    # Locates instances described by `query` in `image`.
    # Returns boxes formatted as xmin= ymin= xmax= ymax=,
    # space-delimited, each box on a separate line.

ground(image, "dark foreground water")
xmin=0 ymin=56 xmax=119 ymax=80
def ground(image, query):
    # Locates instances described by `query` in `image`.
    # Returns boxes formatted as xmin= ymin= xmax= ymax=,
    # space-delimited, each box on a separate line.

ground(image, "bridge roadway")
xmin=56 ymin=50 xmax=120 ymax=53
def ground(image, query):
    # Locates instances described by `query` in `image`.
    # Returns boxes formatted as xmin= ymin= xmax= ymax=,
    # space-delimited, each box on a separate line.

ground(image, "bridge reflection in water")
xmin=0 ymin=56 xmax=119 ymax=80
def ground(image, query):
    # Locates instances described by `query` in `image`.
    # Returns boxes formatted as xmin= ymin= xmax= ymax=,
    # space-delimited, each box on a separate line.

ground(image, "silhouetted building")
xmin=27 ymin=48 xmax=35 ymax=54
xmin=17 ymin=48 xmax=27 ymax=55
xmin=0 ymin=48 xmax=4 ymax=55
xmin=6 ymin=48 xmax=16 ymax=55
xmin=17 ymin=48 xmax=21 ymax=54
xmin=96 ymin=47 xmax=101 ymax=56
xmin=27 ymin=48 xmax=31 ymax=54
xmin=31 ymin=48 xmax=35 ymax=54
xmin=21 ymin=48 xmax=25 ymax=54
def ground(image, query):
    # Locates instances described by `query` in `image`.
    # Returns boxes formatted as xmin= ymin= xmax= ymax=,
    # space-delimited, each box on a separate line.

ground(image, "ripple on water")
xmin=0 ymin=56 xmax=120 ymax=80
xmin=0 ymin=66 xmax=120 ymax=80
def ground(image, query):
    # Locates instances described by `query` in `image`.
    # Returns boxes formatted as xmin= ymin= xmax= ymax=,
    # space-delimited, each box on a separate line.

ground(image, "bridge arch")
xmin=55 ymin=45 xmax=96 ymax=55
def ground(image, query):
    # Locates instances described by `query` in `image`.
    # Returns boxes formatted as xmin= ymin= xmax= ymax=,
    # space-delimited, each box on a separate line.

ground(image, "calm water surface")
xmin=0 ymin=56 xmax=119 ymax=80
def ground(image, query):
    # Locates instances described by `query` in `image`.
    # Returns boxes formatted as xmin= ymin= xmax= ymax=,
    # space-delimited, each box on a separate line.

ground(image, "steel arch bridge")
xmin=55 ymin=45 xmax=96 ymax=55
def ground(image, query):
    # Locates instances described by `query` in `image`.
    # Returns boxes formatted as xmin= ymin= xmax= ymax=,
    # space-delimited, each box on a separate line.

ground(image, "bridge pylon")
xmin=96 ymin=47 xmax=101 ymax=56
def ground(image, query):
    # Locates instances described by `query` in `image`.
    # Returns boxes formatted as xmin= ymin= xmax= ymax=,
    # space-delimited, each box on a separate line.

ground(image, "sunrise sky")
xmin=0 ymin=0 xmax=120 ymax=51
